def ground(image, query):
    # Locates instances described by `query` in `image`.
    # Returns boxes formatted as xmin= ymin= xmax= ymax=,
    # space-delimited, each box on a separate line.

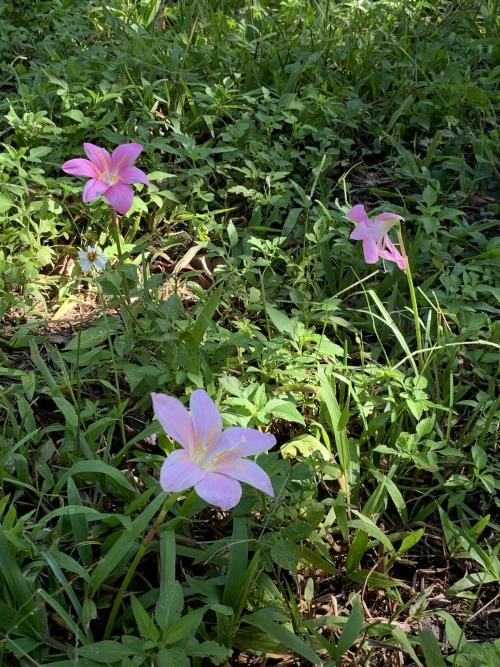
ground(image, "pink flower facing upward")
xmin=152 ymin=389 xmax=276 ymax=511
xmin=348 ymin=204 xmax=407 ymax=271
xmin=62 ymin=143 xmax=149 ymax=214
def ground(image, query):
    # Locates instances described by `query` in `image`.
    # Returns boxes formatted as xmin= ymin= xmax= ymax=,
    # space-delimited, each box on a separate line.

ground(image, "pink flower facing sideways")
xmin=348 ymin=204 xmax=407 ymax=271
xmin=62 ymin=143 xmax=149 ymax=214
xmin=152 ymin=389 xmax=276 ymax=511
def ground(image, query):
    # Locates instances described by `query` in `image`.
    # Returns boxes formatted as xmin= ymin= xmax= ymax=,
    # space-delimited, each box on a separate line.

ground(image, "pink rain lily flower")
xmin=62 ymin=143 xmax=149 ymax=214
xmin=348 ymin=204 xmax=407 ymax=271
xmin=152 ymin=389 xmax=276 ymax=511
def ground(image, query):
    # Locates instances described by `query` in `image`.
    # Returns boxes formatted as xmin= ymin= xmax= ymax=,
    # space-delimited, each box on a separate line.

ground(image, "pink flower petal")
xmin=379 ymin=237 xmax=407 ymax=271
xmin=374 ymin=212 xmax=403 ymax=224
xmin=82 ymin=178 xmax=108 ymax=203
xmin=119 ymin=166 xmax=150 ymax=186
xmin=160 ymin=449 xmax=205 ymax=492
xmin=347 ymin=204 xmax=370 ymax=225
xmin=213 ymin=427 xmax=276 ymax=457
xmin=349 ymin=222 xmax=369 ymax=241
xmin=62 ymin=158 xmax=98 ymax=178
xmin=83 ymin=143 xmax=111 ymax=171
xmin=152 ymin=393 xmax=195 ymax=452
xmin=215 ymin=458 xmax=274 ymax=496
xmin=189 ymin=389 xmax=222 ymax=449
xmin=194 ymin=473 xmax=242 ymax=510
xmin=362 ymin=238 xmax=380 ymax=264
xmin=110 ymin=143 xmax=143 ymax=172
xmin=104 ymin=183 xmax=134 ymax=214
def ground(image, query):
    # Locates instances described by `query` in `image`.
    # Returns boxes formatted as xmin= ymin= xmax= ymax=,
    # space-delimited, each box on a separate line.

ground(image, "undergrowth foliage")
xmin=0 ymin=1 xmax=499 ymax=666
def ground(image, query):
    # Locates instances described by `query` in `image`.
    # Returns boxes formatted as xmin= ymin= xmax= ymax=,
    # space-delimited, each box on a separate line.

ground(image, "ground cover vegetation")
xmin=0 ymin=0 xmax=499 ymax=664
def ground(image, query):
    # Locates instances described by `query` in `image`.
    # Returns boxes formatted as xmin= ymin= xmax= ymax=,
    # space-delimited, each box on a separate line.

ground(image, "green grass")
xmin=0 ymin=0 xmax=499 ymax=665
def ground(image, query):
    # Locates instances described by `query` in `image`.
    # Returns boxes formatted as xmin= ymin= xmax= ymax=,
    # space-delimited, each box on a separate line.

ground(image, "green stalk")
xmin=103 ymin=492 xmax=181 ymax=640
xmin=75 ymin=311 xmax=83 ymax=458
xmin=397 ymin=228 xmax=424 ymax=372
xmin=108 ymin=208 xmax=147 ymax=334
xmin=96 ymin=284 xmax=128 ymax=457
xmin=110 ymin=209 xmax=123 ymax=263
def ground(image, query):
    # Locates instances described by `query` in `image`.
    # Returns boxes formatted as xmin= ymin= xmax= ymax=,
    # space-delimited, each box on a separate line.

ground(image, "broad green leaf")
xmin=244 ymin=608 xmax=321 ymax=665
xmin=0 ymin=195 xmax=13 ymax=213
xmin=157 ymin=647 xmax=190 ymax=667
xmin=392 ymin=627 xmax=423 ymax=666
xmin=53 ymin=461 xmax=136 ymax=497
xmin=131 ymin=595 xmax=160 ymax=641
xmin=346 ymin=530 xmax=369 ymax=574
xmin=67 ymin=477 xmax=92 ymax=567
xmin=319 ymin=369 xmax=356 ymax=501
xmin=367 ymin=290 xmax=419 ymax=375
xmin=156 ymin=530 xmax=184 ymax=630
xmin=65 ymin=320 xmax=119 ymax=350
xmin=348 ymin=570 xmax=407 ymax=589
xmin=350 ymin=511 xmax=395 ymax=553
xmin=91 ymin=492 xmax=165 ymax=593
xmin=78 ymin=640 xmax=133 ymax=663
xmin=265 ymin=305 xmax=295 ymax=337
xmin=0 ymin=529 xmax=45 ymax=636
xmin=265 ymin=398 xmax=305 ymax=425
xmin=398 ymin=528 xmax=425 ymax=555
xmin=334 ymin=595 xmax=363 ymax=661
xmin=164 ymin=607 xmax=207 ymax=646
xmin=187 ymin=283 xmax=224 ymax=347
xmin=223 ymin=516 xmax=248 ymax=609
xmin=418 ymin=629 xmax=446 ymax=667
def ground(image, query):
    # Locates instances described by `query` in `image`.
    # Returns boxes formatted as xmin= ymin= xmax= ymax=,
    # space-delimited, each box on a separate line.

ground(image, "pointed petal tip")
xmin=152 ymin=392 xmax=195 ymax=451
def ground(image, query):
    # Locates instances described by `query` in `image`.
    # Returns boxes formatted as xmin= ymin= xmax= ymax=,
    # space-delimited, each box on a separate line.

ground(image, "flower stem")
xmin=103 ymin=492 xmax=181 ymax=640
xmin=96 ymin=284 xmax=127 ymax=457
xmin=397 ymin=228 xmax=424 ymax=372
xmin=110 ymin=209 xmax=123 ymax=262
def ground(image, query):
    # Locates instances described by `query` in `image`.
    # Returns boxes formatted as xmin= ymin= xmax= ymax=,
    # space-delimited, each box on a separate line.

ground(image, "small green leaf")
xmin=164 ymin=607 xmax=207 ymax=646
xmin=244 ymin=608 xmax=321 ymax=665
xmin=53 ymin=461 xmax=136 ymax=497
xmin=398 ymin=528 xmax=424 ymax=555
xmin=265 ymin=398 xmax=305 ymax=425
xmin=131 ymin=595 xmax=159 ymax=641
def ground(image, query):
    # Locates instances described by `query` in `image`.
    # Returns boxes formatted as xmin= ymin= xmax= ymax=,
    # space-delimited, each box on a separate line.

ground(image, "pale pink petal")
xmin=62 ymin=158 xmax=98 ymax=178
xmin=362 ymin=238 xmax=380 ymax=264
xmin=349 ymin=222 xmax=369 ymax=241
xmin=379 ymin=237 xmax=407 ymax=271
xmin=189 ymin=389 xmax=222 ymax=450
xmin=160 ymin=449 xmax=205 ymax=492
xmin=152 ymin=393 xmax=195 ymax=452
xmin=104 ymin=183 xmax=134 ymax=214
xmin=347 ymin=204 xmax=370 ymax=225
xmin=119 ymin=166 xmax=150 ymax=186
xmin=215 ymin=458 xmax=274 ymax=496
xmin=194 ymin=473 xmax=242 ymax=510
xmin=374 ymin=212 xmax=403 ymax=224
xmin=110 ymin=143 xmax=143 ymax=172
xmin=213 ymin=427 xmax=276 ymax=457
xmin=83 ymin=143 xmax=111 ymax=171
xmin=396 ymin=255 xmax=407 ymax=271
xmin=82 ymin=178 xmax=108 ymax=203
